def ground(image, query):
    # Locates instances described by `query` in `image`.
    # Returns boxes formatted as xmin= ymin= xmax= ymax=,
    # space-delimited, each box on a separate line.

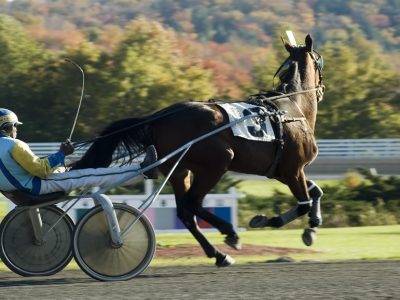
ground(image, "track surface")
xmin=1 ymin=261 xmax=399 ymax=299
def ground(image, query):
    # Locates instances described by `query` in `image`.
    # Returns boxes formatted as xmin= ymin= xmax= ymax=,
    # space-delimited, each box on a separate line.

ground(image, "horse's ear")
xmin=281 ymin=36 xmax=293 ymax=53
xmin=305 ymin=34 xmax=313 ymax=52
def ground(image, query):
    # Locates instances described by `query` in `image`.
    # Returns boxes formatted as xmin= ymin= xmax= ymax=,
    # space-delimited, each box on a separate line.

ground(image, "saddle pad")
xmin=217 ymin=102 xmax=275 ymax=142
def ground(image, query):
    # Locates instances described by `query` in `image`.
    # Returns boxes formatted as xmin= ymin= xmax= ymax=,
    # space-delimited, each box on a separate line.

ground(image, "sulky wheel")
xmin=0 ymin=205 xmax=74 ymax=276
xmin=73 ymin=203 xmax=156 ymax=281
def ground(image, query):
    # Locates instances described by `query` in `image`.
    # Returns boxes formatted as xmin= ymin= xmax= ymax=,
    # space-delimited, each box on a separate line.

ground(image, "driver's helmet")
xmin=0 ymin=108 xmax=23 ymax=130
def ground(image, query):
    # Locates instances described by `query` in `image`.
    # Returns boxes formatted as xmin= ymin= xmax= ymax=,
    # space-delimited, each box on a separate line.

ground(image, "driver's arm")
xmin=11 ymin=140 xmax=66 ymax=178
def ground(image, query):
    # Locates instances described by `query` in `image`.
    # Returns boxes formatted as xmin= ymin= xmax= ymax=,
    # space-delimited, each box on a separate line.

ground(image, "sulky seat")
xmin=1 ymin=190 xmax=66 ymax=207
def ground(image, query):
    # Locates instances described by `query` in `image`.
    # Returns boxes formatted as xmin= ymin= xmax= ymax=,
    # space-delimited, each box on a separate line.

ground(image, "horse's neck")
xmin=294 ymin=90 xmax=318 ymax=131
xmin=279 ymin=63 xmax=318 ymax=130
xmin=302 ymin=99 xmax=317 ymax=131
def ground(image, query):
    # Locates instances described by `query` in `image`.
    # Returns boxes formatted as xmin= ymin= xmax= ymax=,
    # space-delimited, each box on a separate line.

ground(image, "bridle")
xmin=309 ymin=50 xmax=325 ymax=102
xmin=273 ymin=48 xmax=325 ymax=103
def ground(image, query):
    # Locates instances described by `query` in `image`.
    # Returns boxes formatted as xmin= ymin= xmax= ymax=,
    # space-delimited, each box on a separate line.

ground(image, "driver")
xmin=0 ymin=108 xmax=157 ymax=195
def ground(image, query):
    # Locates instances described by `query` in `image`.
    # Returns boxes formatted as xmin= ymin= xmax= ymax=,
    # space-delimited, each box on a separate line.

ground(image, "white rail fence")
xmin=28 ymin=139 xmax=400 ymax=176
xmin=27 ymin=139 xmax=400 ymax=159
xmin=317 ymin=139 xmax=400 ymax=158
xmin=310 ymin=139 xmax=400 ymax=176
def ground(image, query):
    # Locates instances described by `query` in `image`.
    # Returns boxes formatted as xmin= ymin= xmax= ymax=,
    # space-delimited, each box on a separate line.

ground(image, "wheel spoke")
xmin=0 ymin=206 xmax=74 ymax=276
xmin=73 ymin=203 xmax=156 ymax=281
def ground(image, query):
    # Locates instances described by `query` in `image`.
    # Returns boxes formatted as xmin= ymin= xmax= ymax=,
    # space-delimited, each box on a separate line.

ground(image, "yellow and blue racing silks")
xmin=0 ymin=135 xmax=65 ymax=194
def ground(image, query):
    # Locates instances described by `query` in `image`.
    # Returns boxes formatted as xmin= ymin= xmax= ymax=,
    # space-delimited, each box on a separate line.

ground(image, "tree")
xmin=250 ymin=47 xmax=279 ymax=92
xmin=0 ymin=14 xmax=53 ymax=141
xmin=0 ymin=15 xmax=45 ymax=85
xmin=0 ymin=15 xmax=110 ymax=142
xmin=316 ymin=35 xmax=399 ymax=138
xmin=107 ymin=18 xmax=216 ymax=118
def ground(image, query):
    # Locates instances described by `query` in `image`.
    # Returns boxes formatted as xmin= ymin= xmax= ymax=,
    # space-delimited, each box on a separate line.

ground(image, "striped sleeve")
xmin=11 ymin=140 xmax=65 ymax=178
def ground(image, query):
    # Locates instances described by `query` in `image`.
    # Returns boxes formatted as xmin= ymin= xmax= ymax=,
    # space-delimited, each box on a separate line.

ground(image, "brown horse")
xmin=73 ymin=35 xmax=325 ymax=267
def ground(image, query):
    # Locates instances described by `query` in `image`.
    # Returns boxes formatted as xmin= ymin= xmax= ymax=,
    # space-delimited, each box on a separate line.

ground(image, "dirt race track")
xmin=1 ymin=261 xmax=399 ymax=300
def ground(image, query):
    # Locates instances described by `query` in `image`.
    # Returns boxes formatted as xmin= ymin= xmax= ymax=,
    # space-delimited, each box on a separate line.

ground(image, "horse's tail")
xmin=72 ymin=117 xmax=151 ymax=169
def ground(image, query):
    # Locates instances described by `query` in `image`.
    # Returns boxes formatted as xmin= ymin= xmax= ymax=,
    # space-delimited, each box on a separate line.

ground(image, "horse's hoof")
xmin=249 ymin=215 xmax=269 ymax=228
xmin=224 ymin=235 xmax=242 ymax=250
xmin=309 ymin=217 xmax=323 ymax=228
xmin=216 ymin=254 xmax=235 ymax=268
xmin=302 ymin=228 xmax=317 ymax=246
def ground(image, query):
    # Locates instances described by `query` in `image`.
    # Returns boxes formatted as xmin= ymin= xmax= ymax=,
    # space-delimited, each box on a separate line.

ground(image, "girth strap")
xmin=246 ymin=96 xmax=305 ymax=178
xmin=251 ymin=98 xmax=284 ymax=178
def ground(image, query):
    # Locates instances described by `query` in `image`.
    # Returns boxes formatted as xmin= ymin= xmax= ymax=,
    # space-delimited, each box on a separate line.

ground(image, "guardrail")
xmin=18 ymin=139 xmax=400 ymax=176
xmin=27 ymin=139 xmax=400 ymax=159
xmin=309 ymin=139 xmax=400 ymax=176
xmin=317 ymin=139 xmax=400 ymax=158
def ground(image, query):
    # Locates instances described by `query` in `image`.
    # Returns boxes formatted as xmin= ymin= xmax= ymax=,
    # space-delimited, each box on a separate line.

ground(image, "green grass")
xmin=237 ymin=180 xmax=290 ymax=198
xmin=237 ymin=179 xmax=340 ymax=198
xmin=151 ymin=225 xmax=400 ymax=266
xmin=0 ymin=225 xmax=399 ymax=272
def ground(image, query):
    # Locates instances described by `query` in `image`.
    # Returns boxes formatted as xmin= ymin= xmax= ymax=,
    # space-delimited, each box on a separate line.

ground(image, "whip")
xmin=64 ymin=58 xmax=85 ymax=142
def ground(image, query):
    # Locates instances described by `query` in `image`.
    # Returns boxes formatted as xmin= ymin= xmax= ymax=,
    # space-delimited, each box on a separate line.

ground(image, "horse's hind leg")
xmin=178 ymin=204 xmax=235 ymax=267
xmin=182 ymin=147 xmax=241 ymax=265
xmin=169 ymin=169 xmax=235 ymax=267
xmin=186 ymin=168 xmax=241 ymax=250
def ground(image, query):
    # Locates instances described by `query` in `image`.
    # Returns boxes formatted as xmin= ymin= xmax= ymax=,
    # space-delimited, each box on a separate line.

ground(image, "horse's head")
xmin=277 ymin=34 xmax=325 ymax=102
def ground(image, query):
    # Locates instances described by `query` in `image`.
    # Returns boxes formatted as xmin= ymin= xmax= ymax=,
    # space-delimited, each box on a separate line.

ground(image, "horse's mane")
xmin=245 ymin=59 xmax=301 ymax=106
xmin=274 ymin=59 xmax=301 ymax=94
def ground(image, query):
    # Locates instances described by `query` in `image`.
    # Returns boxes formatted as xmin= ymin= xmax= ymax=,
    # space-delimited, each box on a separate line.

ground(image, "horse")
xmin=73 ymin=34 xmax=325 ymax=267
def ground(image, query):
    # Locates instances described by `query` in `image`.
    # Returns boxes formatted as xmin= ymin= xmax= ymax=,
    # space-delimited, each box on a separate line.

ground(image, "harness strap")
xmin=266 ymin=113 xmax=284 ymax=178
xmin=282 ymin=116 xmax=305 ymax=123
xmin=250 ymin=98 xmax=304 ymax=178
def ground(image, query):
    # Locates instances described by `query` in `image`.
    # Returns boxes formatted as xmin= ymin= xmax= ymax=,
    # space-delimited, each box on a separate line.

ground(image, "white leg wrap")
xmin=306 ymin=179 xmax=323 ymax=226
xmin=297 ymin=200 xmax=312 ymax=205
xmin=307 ymin=180 xmax=316 ymax=191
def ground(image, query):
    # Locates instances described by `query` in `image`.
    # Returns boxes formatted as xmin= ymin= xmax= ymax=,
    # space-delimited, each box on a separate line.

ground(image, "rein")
xmin=72 ymin=105 xmax=190 ymax=148
xmin=73 ymin=87 xmax=323 ymax=150
xmin=254 ymin=87 xmax=323 ymax=102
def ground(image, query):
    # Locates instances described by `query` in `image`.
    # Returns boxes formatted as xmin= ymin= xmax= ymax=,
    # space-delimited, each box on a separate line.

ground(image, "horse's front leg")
xmin=250 ymin=171 xmax=312 ymax=228
xmin=306 ymin=179 xmax=323 ymax=228
xmin=298 ymin=179 xmax=324 ymax=246
xmin=250 ymin=172 xmax=322 ymax=246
